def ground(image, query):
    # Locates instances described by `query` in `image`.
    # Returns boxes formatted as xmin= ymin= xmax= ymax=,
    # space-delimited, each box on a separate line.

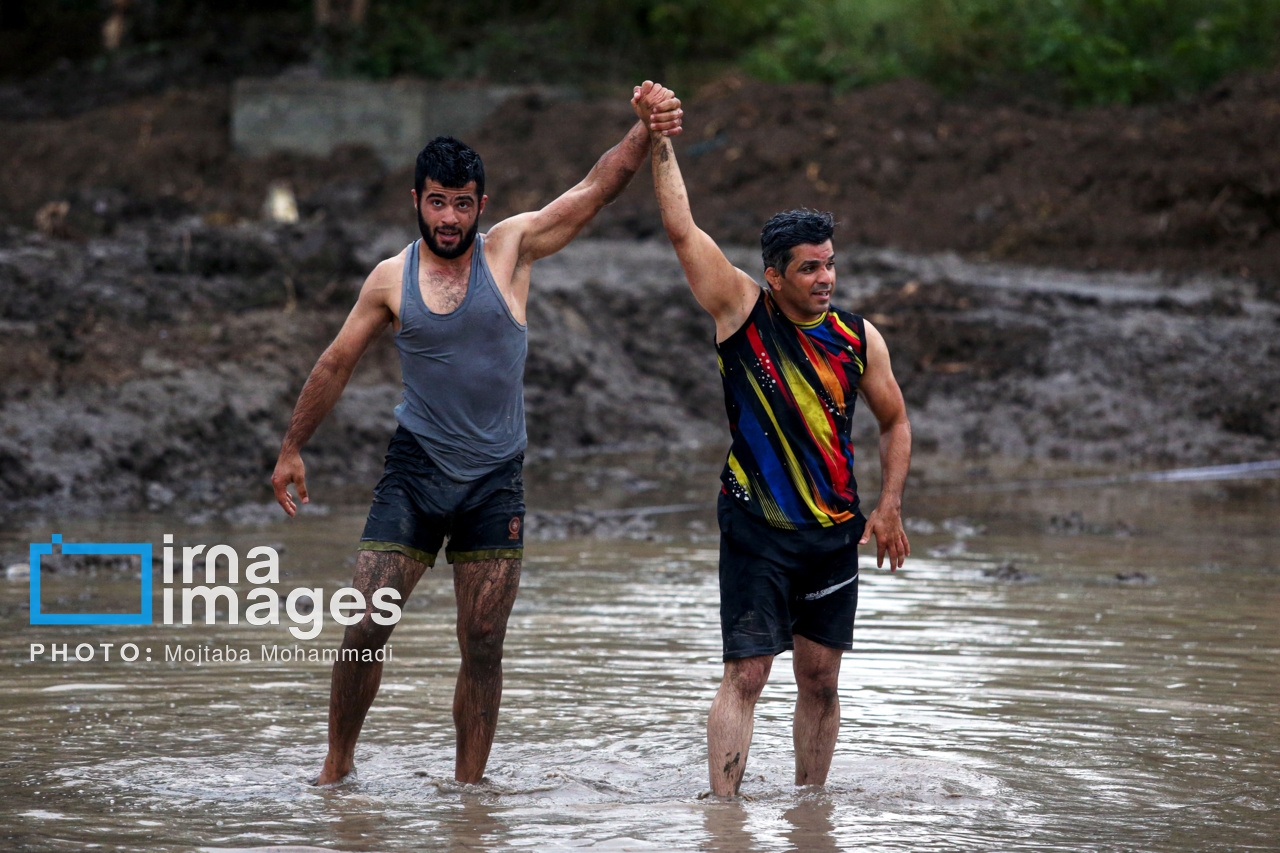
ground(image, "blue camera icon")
xmin=29 ymin=534 xmax=153 ymax=626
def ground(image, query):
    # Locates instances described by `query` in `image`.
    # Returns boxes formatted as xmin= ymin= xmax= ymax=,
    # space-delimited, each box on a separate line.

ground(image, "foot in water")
xmin=312 ymin=765 xmax=356 ymax=786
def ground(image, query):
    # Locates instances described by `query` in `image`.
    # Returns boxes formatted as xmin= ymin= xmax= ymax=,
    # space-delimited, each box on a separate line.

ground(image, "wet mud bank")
xmin=2 ymin=220 xmax=1276 ymax=518
xmin=7 ymin=72 xmax=1280 ymax=291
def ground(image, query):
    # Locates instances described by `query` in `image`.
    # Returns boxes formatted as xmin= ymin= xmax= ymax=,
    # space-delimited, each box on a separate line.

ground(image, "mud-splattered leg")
xmin=315 ymin=549 xmax=427 ymax=785
xmin=792 ymin=635 xmax=843 ymax=786
xmin=707 ymin=654 xmax=773 ymax=797
xmin=452 ymin=557 xmax=522 ymax=784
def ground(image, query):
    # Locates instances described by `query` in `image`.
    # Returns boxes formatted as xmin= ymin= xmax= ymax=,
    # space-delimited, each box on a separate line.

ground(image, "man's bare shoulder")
xmin=483 ymin=214 xmax=536 ymax=254
xmin=861 ymin=317 xmax=890 ymax=354
xmin=361 ymin=248 xmax=408 ymax=300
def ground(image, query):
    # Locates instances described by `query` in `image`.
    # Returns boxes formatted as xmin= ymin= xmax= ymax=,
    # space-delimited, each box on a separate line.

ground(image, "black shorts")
xmin=359 ymin=426 xmax=525 ymax=567
xmin=718 ymin=493 xmax=864 ymax=661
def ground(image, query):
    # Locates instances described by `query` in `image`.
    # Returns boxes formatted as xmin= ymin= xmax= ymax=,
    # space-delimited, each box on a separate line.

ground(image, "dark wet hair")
xmin=414 ymin=136 xmax=485 ymax=199
xmin=760 ymin=209 xmax=836 ymax=275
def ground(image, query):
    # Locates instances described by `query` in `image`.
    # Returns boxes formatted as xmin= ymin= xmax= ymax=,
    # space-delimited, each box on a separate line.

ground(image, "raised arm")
xmin=855 ymin=320 xmax=912 ymax=569
xmin=271 ymin=262 xmax=395 ymax=516
xmin=639 ymin=100 xmax=758 ymax=342
xmin=489 ymin=82 xmax=684 ymax=265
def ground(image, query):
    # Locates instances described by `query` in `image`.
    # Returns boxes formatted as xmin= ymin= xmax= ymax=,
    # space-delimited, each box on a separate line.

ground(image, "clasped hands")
xmin=631 ymin=80 xmax=683 ymax=136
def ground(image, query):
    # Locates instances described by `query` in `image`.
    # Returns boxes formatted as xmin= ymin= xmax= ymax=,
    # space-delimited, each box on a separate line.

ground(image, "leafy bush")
xmin=7 ymin=0 xmax=1279 ymax=104
xmin=1019 ymin=0 xmax=1280 ymax=103
xmin=342 ymin=0 xmax=784 ymax=83
xmin=744 ymin=0 xmax=1280 ymax=103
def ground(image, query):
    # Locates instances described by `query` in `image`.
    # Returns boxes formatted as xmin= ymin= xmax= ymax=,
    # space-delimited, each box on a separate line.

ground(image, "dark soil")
xmin=3 ymin=72 xmax=1279 ymax=517
xmin=2 ymin=72 xmax=1279 ymax=292
xmin=476 ymin=72 xmax=1280 ymax=295
xmin=2 ymin=219 xmax=1276 ymax=517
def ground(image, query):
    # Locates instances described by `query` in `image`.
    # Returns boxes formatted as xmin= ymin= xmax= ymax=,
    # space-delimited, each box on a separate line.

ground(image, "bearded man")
xmin=271 ymin=82 xmax=684 ymax=785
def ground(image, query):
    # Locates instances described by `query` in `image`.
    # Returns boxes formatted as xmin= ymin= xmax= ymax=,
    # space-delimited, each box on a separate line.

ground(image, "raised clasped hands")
xmin=631 ymin=80 xmax=683 ymax=136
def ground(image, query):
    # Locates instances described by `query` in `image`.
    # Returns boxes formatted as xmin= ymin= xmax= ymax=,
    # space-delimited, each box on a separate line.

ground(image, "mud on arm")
xmin=272 ymin=267 xmax=394 ymax=515
xmin=646 ymin=129 xmax=758 ymax=340
xmin=508 ymin=83 xmax=683 ymax=263
xmin=499 ymin=88 xmax=680 ymax=263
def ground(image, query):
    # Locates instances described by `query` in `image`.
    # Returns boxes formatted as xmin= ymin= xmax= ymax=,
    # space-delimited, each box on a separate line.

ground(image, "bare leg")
xmin=707 ymin=654 xmax=773 ymax=797
xmin=792 ymin=635 xmax=843 ymax=786
xmin=315 ymin=549 xmax=427 ymax=785
xmin=452 ymin=557 xmax=522 ymax=784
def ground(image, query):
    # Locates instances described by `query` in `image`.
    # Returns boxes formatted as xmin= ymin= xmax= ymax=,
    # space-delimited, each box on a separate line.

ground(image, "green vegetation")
xmin=743 ymin=0 xmax=1280 ymax=103
xmin=4 ymin=0 xmax=1279 ymax=105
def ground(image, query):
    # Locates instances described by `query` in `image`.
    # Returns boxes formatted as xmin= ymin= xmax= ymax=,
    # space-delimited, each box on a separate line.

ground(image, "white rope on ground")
xmin=532 ymin=459 xmax=1280 ymax=518
xmin=925 ymin=458 xmax=1280 ymax=494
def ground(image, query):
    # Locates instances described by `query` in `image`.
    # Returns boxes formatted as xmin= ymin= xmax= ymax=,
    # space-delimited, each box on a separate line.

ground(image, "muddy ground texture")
xmin=1 ymin=73 xmax=1279 ymax=516
xmin=4 ymin=70 xmax=1280 ymax=288
xmin=2 ymin=222 xmax=1275 ymax=517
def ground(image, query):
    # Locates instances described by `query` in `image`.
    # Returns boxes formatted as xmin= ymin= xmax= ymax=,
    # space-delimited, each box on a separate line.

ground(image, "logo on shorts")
xmin=508 ymin=517 xmax=521 ymax=540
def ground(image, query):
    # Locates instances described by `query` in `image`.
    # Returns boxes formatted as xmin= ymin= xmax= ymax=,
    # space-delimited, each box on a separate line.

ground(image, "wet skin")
xmin=315 ymin=550 xmax=522 ymax=786
xmin=763 ymin=240 xmax=837 ymax=324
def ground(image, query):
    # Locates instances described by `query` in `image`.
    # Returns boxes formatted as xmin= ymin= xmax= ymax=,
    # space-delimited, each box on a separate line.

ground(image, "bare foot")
xmin=698 ymin=790 xmax=751 ymax=801
xmin=312 ymin=761 xmax=354 ymax=786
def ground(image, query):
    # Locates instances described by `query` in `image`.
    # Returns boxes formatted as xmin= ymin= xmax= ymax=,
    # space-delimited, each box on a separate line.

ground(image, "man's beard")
xmin=418 ymin=210 xmax=479 ymax=260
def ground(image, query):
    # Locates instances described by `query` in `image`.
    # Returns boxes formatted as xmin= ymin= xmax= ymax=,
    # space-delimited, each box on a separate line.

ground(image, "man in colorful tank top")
xmin=634 ymin=87 xmax=913 ymax=798
xmin=269 ymin=83 xmax=685 ymax=786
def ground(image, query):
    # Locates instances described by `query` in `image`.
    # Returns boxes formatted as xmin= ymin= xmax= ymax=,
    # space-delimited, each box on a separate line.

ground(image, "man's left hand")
xmin=859 ymin=503 xmax=910 ymax=571
xmin=631 ymin=80 xmax=683 ymax=136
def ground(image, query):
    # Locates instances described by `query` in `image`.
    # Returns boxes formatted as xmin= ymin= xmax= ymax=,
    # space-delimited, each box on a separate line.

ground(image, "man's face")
xmin=765 ymin=240 xmax=835 ymax=319
xmin=413 ymin=180 xmax=486 ymax=260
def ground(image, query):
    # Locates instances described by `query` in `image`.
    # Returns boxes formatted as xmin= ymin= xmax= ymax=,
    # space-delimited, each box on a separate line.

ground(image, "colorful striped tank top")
xmin=717 ymin=291 xmax=868 ymax=530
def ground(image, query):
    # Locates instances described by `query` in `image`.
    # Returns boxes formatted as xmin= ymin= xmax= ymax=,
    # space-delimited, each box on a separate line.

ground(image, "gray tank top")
xmin=393 ymin=235 xmax=528 ymax=481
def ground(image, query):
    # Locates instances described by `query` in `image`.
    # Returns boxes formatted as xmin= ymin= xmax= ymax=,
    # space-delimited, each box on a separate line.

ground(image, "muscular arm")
xmin=514 ymin=121 xmax=650 ymax=261
xmin=271 ymin=264 xmax=395 ymax=516
xmin=649 ymin=133 xmax=758 ymax=341
xmin=856 ymin=320 xmax=912 ymax=569
xmin=491 ymin=84 xmax=683 ymax=265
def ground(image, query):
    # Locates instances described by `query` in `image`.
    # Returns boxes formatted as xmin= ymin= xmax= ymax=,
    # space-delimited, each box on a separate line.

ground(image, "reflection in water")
xmin=317 ymin=786 xmax=394 ymax=850
xmin=702 ymin=800 xmax=754 ymax=852
xmin=782 ymin=798 xmax=839 ymax=853
xmin=1 ymin=475 xmax=1278 ymax=851
xmin=699 ymin=796 xmax=843 ymax=853
xmin=445 ymin=793 xmax=505 ymax=852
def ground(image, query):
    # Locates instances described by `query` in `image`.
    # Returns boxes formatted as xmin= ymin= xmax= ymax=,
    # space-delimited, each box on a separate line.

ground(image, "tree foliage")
xmin=4 ymin=0 xmax=1278 ymax=104
xmin=744 ymin=0 xmax=1280 ymax=103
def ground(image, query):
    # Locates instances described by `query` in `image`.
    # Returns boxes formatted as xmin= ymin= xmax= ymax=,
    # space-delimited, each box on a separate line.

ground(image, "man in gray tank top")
xmin=270 ymin=82 xmax=685 ymax=786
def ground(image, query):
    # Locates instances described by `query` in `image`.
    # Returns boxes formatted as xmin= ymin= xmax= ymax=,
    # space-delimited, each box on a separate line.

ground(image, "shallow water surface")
xmin=1 ymin=473 xmax=1277 ymax=851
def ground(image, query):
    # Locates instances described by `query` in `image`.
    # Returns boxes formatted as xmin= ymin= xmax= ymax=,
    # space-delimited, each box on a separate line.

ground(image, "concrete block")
xmin=231 ymin=77 xmax=575 ymax=167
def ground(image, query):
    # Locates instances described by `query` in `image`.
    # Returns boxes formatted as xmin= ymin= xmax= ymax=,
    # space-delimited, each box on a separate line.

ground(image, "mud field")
xmin=1 ymin=74 xmax=1278 ymax=516
xmin=4 ymin=71 xmax=1279 ymax=288
xmin=2 ymin=218 xmax=1276 ymax=516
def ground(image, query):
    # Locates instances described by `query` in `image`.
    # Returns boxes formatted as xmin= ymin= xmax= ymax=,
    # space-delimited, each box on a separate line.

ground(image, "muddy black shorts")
xmin=359 ymin=426 xmax=525 ymax=568
xmin=717 ymin=493 xmax=864 ymax=661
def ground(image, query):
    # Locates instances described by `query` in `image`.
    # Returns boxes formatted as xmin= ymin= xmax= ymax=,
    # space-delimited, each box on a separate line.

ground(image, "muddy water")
xmin=1 ymin=461 xmax=1277 ymax=852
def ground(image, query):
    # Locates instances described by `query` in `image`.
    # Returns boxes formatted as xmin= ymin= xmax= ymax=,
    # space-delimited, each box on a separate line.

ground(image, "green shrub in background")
xmin=5 ymin=0 xmax=1279 ymax=105
xmin=340 ymin=0 xmax=783 ymax=85
xmin=744 ymin=0 xmax=1280 ymax=104
xmin=742 ymin=0 xmax=924 ymax=89
xmin=1018 ymin=0 xmax=1280 ymax=103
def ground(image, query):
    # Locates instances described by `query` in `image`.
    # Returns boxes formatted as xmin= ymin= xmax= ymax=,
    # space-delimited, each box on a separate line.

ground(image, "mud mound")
xmin=2 ymin=220 xmax=1275 ymax=516
xmin=3 ymin=73 xmax=1279 ymax=516
xmin=0 ymin=87 xmax=390 ymax=236
xmin=3 ymin=73 xmax=1278 ymax=291
xmin=0 ymin=225 xmax=721 ymax=515
xmin=474 ymin=72 xmax=1280 ymax=292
